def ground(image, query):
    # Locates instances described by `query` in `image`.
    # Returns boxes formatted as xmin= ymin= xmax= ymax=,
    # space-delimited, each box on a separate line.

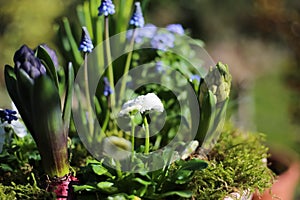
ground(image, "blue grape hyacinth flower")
xmin=79 ymin=27 xmax=94 ymax=53
xmin=151 ymin=33 xmax=175 ymax=51
xmin=98 ymin=0 xmax=115 ymax=16
xmin=103 ymin=77 xmax=113 ymax=96
xmin=129 ymin=2 xmax=144 ymax=28
xmin=166 ymin=24 xmax=185 ymax=35
xmin=0 ymin=109 xmax=18 ymax=124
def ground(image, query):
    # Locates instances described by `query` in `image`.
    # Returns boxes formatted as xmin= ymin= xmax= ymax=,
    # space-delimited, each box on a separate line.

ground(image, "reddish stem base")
xmin=47 ymin=174 xmax=79 ymax=200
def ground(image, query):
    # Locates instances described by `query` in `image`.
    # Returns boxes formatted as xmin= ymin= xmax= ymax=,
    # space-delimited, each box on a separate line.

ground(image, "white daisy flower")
xmin=119 ymin=93 xmax=164 ymax=116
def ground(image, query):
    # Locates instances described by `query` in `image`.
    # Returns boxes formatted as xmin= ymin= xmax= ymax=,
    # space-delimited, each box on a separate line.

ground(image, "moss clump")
xmin=0 ymin=182 xmax=54 ymax=200
xmin=188 ymin=129 xmax=275 ymax=199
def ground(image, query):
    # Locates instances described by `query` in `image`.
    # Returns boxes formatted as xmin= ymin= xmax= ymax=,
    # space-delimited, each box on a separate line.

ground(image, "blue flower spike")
xmin=98 ymin=0 xmax=115 ymax=16
xmin=103 ymin=77 xmax=113 ymax=97
xmin=79 ymin=27 xmax=94 ymax=53
xmin=130 ymin=2 xmax=145 ymax=28
xmin=0 ymin=109 xmax=18 ymax=124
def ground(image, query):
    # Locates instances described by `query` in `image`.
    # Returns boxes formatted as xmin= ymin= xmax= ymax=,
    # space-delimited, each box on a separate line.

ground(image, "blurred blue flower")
xmin=79 ymin=27 xmax=94 ymax=53
xmin=98 ymin=0 xmax=115 ymax=16
xmin=155 ymin=61 xmax=165 ymax=73
xmin=13 ymin=45 xmax=46 ymax=79
xmin=103 ymin=77 xmax=113 ymax=96
xmin=151 ymin=33 xmax=175 ymax=51
xmin=0 ymin=109 xmax=18 ymax=124
xmin=129 ymin=2 xmax=144 ymax=28
xmin=166 ymin=24 xmax=185 ymax=35
xmin=189 ymin=74 xmax=201 ymax=82
xmin=126 ymin=24 xmax=157 ymax=43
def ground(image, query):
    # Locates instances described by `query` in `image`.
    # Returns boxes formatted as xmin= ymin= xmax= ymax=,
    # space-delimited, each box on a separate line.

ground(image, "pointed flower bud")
xmin=103 ymin=77 xmax=112 ymax=96
xmin=98 ymin=0 xmax=115 ymax=16
xmin=129 ymin=2 xmax=145 ymax=28
xmin=13 ymin=45 xmax=46 ymax=79
xmin=0 ymin=109 xmax=18 ymax=124
xmin=79 ymin=27 xmax=94 ymax=53
xmin=166 ymin=24 xmax=185 ymax=35
xmin=102 ymin=136 xmax=132 ymax=160
xmin=200 ymin=62 xmax=232 ymax=105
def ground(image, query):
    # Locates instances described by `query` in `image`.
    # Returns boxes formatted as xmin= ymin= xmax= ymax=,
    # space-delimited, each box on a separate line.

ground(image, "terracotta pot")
xmin=253 ymin=149 xmax=300 ymax=200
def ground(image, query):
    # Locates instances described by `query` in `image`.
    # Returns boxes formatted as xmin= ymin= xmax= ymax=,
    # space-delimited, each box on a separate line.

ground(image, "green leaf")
xmin=62 ymin=17 xmax=83 ymax=70
xmin=173 ymin=169 xmax=193 ymax=184
xmin=4 ymin=65 xmax=33 ymax=135
xmin=196 ymin=90 xmax=216 ymax=144
xmin=179 ymin=158 xmax=208 ymax=171
xmin=159 ymin=190 xmax=192 ymax=198
xmin=133 ymin=177 xmax=152 ymax=186
xmin=73 ymin=184 xmax=96 ymax=192
xmin=92 ymin=164 xmax=108 ymax=176
xmin=62 ymin=62 xmax=74 ymax=133
xmin=35 ymin=45 xmax=59 ymax=88
xmin=97 ymin=181 xmax=118 ymax=193
xmin=31 ymin=75 xmax=69 ymax=177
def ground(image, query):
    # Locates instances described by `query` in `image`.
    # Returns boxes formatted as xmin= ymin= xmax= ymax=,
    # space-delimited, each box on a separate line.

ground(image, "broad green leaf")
xmin=36 ymin=45 xmax=59 ymax=88
xmin=31 ymin=75 xmax=68 ymax=177
xmin=92 ymin=164 xmax=108 ymax=176
xmin=97 ymin=181 xmax=118 ymax=193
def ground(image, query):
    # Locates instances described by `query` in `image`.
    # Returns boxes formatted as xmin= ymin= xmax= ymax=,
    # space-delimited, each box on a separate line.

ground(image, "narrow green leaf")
xmin=83 ymin=1 xmax=94 ymax=40
xmin=133 ymin=177 xmax=152 ymax=186
xmin=62 ymin=62 xmax=74 ymax=133
xmin=73 ymin=184 xmax=96 ymax=192
xmin=62 ymin=17 xmax=83 ymax=69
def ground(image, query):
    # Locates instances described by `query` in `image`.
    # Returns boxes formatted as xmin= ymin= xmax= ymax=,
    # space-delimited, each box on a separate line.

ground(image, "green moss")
xmin=0 ymin=182 xmax=54 ymax=200
xmin=188 ymin=129 xmax=275 ymax=199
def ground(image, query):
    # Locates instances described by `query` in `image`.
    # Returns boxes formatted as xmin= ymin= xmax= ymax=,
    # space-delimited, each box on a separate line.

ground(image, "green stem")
xmin=153 ymin=134 xmax=162 ymax=151
xmin=116 ymin=160 xmax=122 ymax=179
xmin=130 ymin=116 xmax=136 ymax=161
xmin=118 ymin=29 xmax=137 ymax=107
xmin=84 ymin=53 xmax=94 ymax=135
xmin=104 ymin=16 xmax=116 ymax=109
xmin=143 ymin=115 xmax=150 ymax=154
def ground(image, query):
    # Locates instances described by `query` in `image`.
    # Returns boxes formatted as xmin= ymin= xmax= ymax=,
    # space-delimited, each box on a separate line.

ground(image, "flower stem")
xmin=104 ymin=16 xmax=116 ymax=109
xmin=130 ymin=116 xmax=136 ymax=161
xmin=118 ymin=29 xmax=137 ymax=107
xmin=143 ymin=115 xmax=150 ymax=154
xmin=84 ymin=53 xmax=94 ymax=135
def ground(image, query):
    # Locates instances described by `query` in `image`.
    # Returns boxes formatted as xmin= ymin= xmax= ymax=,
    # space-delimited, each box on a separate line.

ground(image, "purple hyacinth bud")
xmin=98 ymin=0 xmax=115 ymax=16
xmin=103 ymin=77 xmax=112 ymax=96
xmin=79 ymin=27 xmax=94 ymax=53
xmin=129 ymin=2 xmax=144 ymax=28
xmin=40 ymin=44 xmax=59 ymax=67
xmin=0 ymin=109 xmax=18 ymax=124
xmin=150 ymin=33 xmax=175 ymax=51
xmin=13 ymin=45 xmax=46 ymax=79
xmin=166 ymin=24 xmax=185 ymax=35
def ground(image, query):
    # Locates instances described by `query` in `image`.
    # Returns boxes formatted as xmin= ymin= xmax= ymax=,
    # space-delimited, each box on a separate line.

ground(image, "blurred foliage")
xmin=0 ymin=0 xmax=74 ymax=106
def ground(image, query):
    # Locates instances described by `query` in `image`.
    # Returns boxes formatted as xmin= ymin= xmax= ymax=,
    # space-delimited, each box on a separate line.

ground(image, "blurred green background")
xmin=0 ymin=0 xmax=299 ymax=156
